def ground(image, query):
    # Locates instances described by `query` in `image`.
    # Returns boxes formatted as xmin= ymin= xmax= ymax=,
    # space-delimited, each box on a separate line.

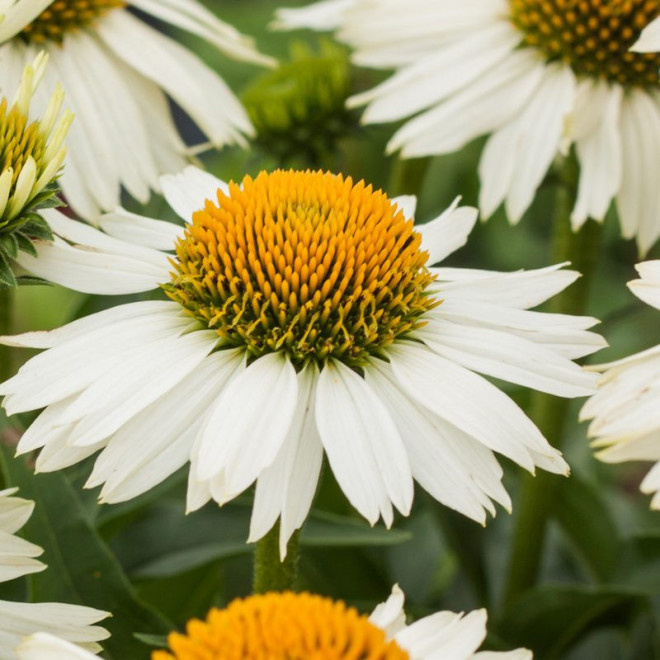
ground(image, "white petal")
xmin=249 ymin=362 xmax=323 ymax=558
xmin=160 ymin=166 xmax=229 ymax=223
xmin=97 ymin=12 xmax=252 ymax=147
xmin=91 ymin=348 xmax=243 ymax=503
xmin=435 ymin=264 xmax=579 ymax=310
xmin=369 ymin=584 xmax=406 ymax=637
xmin=315 ymin=360 xmax=413 ymax=526
xmin=194 ymin=352 xmax=298 ymax=500
xmin=571 ymin=80 xmax=622 ymax=228
xmin=417 ymin=198 xmax=478 ymax=264
xmin=16 ymin=633 xmax=100 ymax=660
xmin=418 ymin=318 xmax=598 ymax=397
xmin=479 ymin=63 xmax=576 ymax=222
xmin=100 ymin=208 xmax=183 ymax=249
xmin=388 ymin=342 xmax=568 ymax=474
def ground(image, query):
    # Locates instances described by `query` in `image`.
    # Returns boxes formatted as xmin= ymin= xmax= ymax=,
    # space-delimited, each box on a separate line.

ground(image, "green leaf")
xmin=0 ymin=449 xmax=172 ymax=659
xmin=15 ymin=275 xmax=52 ymax=287
xmin=552 ymin=475 xmax=621 ymax=581
xmin=0 ymin=250 xmax=16 ymax=287
xmin=0 ymin=233 xmax=18 ymax=259
xmin=133 ymin=541 xmax=251 ymax=579
xmin=14 ymin=231 xmax=38 ymax=257
xmin=21 ymin=214 xmax=54 ymax=241
xmin=133 ymin=633 xmax=169 ymax=649
xmin=497 ymin=585 xmax=645 ymax=658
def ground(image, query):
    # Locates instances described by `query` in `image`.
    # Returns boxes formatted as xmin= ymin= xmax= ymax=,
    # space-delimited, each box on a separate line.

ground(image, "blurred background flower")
xmin=276 ymin=0 xmax=660 ymax=254
xmin=0 ymin=487 xmax=109 ymax=659
xmin=0 ymin=0 xmax=274 ymax=221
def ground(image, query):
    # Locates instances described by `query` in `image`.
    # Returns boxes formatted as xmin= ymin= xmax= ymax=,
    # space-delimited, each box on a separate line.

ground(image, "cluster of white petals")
xmin=0 ymin=0 xmax=273 ymax=221
xmin=0 ymin=488 xmax=109 ymax=659
xmin=0 ymin=167 xmax=605 ymax=557
xmin=581 ymin=261 xmax=660 ymax=508
xmin=276 ymin=0 xmax=660 ymax=254
xmin=16 ymin=585 xmax=531 ymax=660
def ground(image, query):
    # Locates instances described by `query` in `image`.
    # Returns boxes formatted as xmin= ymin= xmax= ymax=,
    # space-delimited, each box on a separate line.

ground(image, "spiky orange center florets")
xmin=19 ymin=0 xmax=125 ymax=44
xmin=152 ymin=592 xmax=410 ymax=660
xmin=510 ymin=0 xmax=660 ymax=86
xmin=166 ymin=170 xmax=437 ymax=368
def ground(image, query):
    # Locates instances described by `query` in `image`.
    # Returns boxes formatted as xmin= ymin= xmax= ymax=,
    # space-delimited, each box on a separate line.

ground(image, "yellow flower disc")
xmin=19 ymin=0 xmax=126 ymax=43
xmin=152 ymin=592 xmax=410 ymax=660
xmin=0 ymin=99 xmax=45 ymax=190
xmin=166 ymin=170 xmax=437 ymax=368
xmin=510 ymin=0 xmax=660 ymax=87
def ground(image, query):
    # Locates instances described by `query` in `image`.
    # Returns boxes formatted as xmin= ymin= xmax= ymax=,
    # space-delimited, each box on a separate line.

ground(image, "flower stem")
xmin=502 ymin=159 xmax=602 ymax=607
xmin=253 ymin=522 xmax=300 ymax=594
xmin=388 ymin=156 xmax=430 ymax=198
xmin=0 ymin=287 xmax=13 ymax=382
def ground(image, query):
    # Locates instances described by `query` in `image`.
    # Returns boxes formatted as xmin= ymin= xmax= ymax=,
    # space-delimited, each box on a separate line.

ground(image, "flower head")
xmin=0 ymin=0 xmax=273 ymax=221
xmin=581 ymin=260 xmax=660 ymax=508
xmin=16 ymin=587 xmax=531 ymax=660
xmin=0 ymin=167 xmax=605 ymax=557
xmin=0 ymin=51 xmax=72 ymax=287
xmin=276 ymin=0 xmax=660 ymax=253
xmin=0 ymin=488 xmax=109 ymax=659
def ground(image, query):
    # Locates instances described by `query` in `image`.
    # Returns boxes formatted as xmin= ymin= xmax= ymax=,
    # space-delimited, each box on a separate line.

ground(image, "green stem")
xmin=0 ymin=287 xmax=12 ymax=382
xmin=253 ymin=522 xmax=300 ymax=594
xmin=388 ymin=156 xmax=431 ymax=198
xmin=502 ymin=159 xmax=603 ymax=607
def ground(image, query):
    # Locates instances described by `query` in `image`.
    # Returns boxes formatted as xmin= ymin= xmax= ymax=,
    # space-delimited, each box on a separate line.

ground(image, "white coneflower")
xmin=0 ymin=50 xmax=72 ymax=286
xmin=581 ymin=260 xmax=660 ymax=508
xmin=0 ymin=0 xmax=273 ymax=221
xmin=17 ymin=587 xmax=532 ymax=660
xmin=276 ymin=0 xmax=660 ymax=254
xmin=0 ymin=488 xmax=109 ymax=659
xmin=0 ymin=166 xmax=605 ymax=557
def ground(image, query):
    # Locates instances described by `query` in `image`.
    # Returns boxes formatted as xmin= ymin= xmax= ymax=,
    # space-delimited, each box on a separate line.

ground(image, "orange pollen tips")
xmin=19 ymin=0 xmax=126 ymax=44
xmin=166 ymin=170 xmax=437 ymax=368
xmin=151 ymin=592 xmax=410 ymax=660
xmin=510 ymin=0 xmax=660 ymax=87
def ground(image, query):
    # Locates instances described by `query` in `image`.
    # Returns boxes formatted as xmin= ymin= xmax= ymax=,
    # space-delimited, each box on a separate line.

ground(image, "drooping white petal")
xmin=352 ymin=22 xmax=520 ymax=124
xmin=417 ymin=318 xmax=598 ymax=397
xmin=618 ymin=90 xmax=660 ymax=255
xmin=628 ymin=260 xmax=660 ymax=310
xmin=571 ymin=80 xmax=622 ymax=228
xmin=131 ymin=0 xmax=275 ymax=66
xmin=428 ymin=298 xmax=605 ymax=359
xmin=89 ymin=348 xmax=243 ymax=503
xmin=97 ymin=11 xmax=253 ymax=148
xmin=249 ymin=362 xmax=323 ymax=558
xmin=479 ymin=63 xmax=576 ymax=222
xmin=100 ymin=208 xmax=183 ymax=250
xmin=0 ymin=601 xmax=109 ymax=656
xmin=193 ymin=352 xmax=298 ymax=500
xmin=434 ymin=263 xmax=579 ymax=310
xmin=389 ymin=49 xmax=543 ymax=157
xmin=16 ymin=633 xmax=100 ymax=660
xmin=388 ymin=342 xmax=568 ymax=475
xmin=315 ymin=360 xmax=414 ymax=526
xmin=0 ymin=300 xmax=176 ymax=350
xmin=273 ymin=0 xmax=355 ymax=30
xmin=366 ymin=359 xmax=511 ymax=522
